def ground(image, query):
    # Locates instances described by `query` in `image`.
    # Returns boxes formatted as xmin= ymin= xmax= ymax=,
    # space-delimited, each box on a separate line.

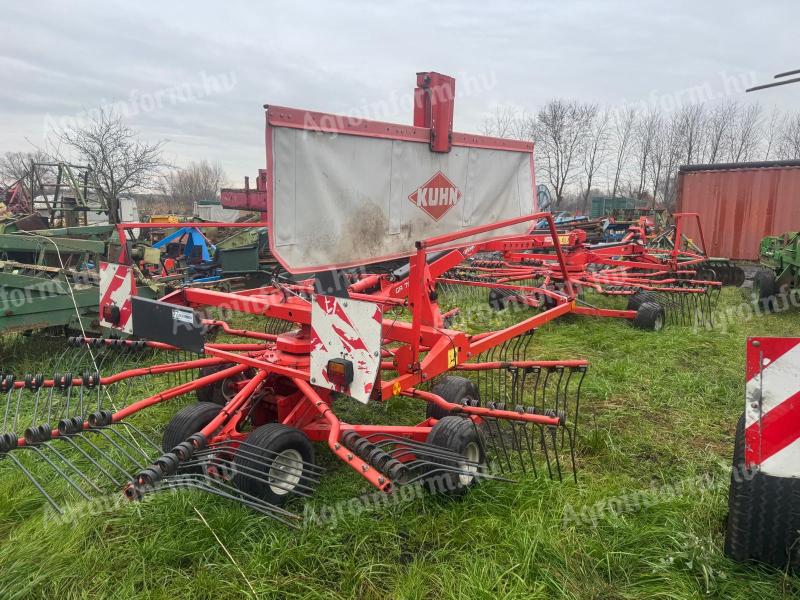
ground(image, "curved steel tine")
xmin=538 ymin=425 xmax=554 ymax=479
xmin=38 ymin=442 xmax=106 ymax=494
xmin=151 ymin=476 xmax=302 ymax=527
xmin=112 ymin=422 xmax=162 ymax=453
xmin=548 ymin=426 xmax=563 ymax=482
xmin=72 ymin=434 xmax=138 ymax=480
xmin=58 ymin=435 xmax=123 ymax=487
xmin=20 ymin=445 xmax=93 ymax=501
xmin=87 ymin=429 xmax=150 ymax=468
xmin=186 ymin=455 xmax=319 ymax=497
xmin=4 ymin=452 xmax=64 ymax=514
xmin=98 ymin=427 xmax=156 ymax=463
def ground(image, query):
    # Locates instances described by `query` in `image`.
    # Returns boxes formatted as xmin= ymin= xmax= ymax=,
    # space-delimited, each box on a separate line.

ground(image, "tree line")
xmin=482 ymin=100 xmax=800 ymax=213
xmin=0 ymin=109 xmax=227 ymax=222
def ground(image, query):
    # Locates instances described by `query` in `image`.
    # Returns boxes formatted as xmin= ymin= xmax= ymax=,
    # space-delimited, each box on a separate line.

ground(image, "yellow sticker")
xmin=392 ymin=382 xmax=402 ymax=397
xmin=447 ymin=348 xmax=458 ymax=368
xmin=558 ymin=235 xmax=571 ymax=245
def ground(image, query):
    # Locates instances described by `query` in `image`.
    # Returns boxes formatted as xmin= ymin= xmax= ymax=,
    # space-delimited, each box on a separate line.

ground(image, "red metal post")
xmin=414 ymin=72 xmax=455 ymax=153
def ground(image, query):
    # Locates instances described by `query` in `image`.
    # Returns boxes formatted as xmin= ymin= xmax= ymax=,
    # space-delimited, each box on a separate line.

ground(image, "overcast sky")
xmin=1 ymin=1 xmax=798 ymax=184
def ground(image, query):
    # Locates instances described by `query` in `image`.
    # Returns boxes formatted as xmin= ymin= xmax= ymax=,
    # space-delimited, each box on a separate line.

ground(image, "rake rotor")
xmin=0 ymin=211 xmax=596 ymax=527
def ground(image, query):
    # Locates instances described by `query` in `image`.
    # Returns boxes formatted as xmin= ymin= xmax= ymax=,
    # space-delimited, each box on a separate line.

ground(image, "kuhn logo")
xmin=408 ymin=171 xmax=462 ymax=221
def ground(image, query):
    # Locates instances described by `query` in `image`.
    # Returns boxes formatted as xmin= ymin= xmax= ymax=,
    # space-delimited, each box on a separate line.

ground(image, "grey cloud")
xmin=1 ymin=0 xmax=797 ymax=183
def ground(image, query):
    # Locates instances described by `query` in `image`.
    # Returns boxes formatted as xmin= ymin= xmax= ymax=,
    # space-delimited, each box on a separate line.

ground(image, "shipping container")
xmin=676 ymin=160 xmax=800 ymax=261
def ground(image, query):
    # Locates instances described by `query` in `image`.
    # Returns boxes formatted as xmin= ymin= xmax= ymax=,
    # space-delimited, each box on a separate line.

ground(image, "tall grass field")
xmin=0 ymin=287 xmax=798 ymax=599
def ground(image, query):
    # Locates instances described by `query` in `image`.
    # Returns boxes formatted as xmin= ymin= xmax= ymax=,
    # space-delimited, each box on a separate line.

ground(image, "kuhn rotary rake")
xmin=440 ymin=212 xmax=737 ymax=330
xmin=0 ymin=73 xmax=589 ymax=525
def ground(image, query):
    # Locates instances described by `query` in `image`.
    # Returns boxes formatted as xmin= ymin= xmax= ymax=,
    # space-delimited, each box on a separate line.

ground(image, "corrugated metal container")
xmin=676 ymin=160 xmax=800 ymax=260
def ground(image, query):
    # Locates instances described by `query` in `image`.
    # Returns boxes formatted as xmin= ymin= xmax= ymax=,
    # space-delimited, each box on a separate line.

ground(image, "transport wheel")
xmin=716 ymin=263 xmax=732 ymax=286
xmin=233 ymin=423 xmax=315 ymax=506
xmin=731 ymin=265 xmax=746 ymax=287
xmin=752 ymin=270 xmax=777 ymax=311
xmin=696 ymin=267 xmax=717 ymax=282
xmin=626 ymin=291 xmax=649 ymax=312
xmin=724 ymin=414 xmax=800 ymax=571
xmin=196 ymin=364 xmax=247 ymax=406
xmin=538 ymin=290 xmax=560 ymax=310
xmin=426 ymin=376 xmax=480 ymax=420
xmin=488 ymin=288 xmax=517 ymax=310
xmin=162 ymin=402 xmax=221 ymax=452
xmin=425 ymin=416 xmax=487 ymax=495
xmin=633 ymin=301 xmax=665 ymax=331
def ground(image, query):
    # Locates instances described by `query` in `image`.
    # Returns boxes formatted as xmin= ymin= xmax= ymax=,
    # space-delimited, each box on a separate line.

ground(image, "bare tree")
xmin=727 ymin=103 xmax=762 ymax=163
xmin=778 ymin=113 xmax=800 ymax=159
xmin=533 ymin=100 xmax=592 ymax=208
xmin=609 ymin=106 xmax=637 ymax=199
xmin=647 ymin=117 xmax=667 ymax=208
xmin=763 ymin=107 xmax=784 ymax=161
xmin=704 ymin=101 xmax=737 ymax=163
xmin=51 ymin=108 xmax=167 ymax=222
xmin=677 ymin=103 xmax=708 ymax=165
xmin=579 ymin=107 xmax=610 ymax=213
xmin=0 ymin=150 xmax=49 ymax=184
xmin=632 ymin=108 xmax=661 ymax=199
xmin=481 ymin=105 xmax=527 ymax=139
xmin=163 ymin=160 xmax=227 ymax=206
xmin=660 ymin=113 xmax=685 ymax=210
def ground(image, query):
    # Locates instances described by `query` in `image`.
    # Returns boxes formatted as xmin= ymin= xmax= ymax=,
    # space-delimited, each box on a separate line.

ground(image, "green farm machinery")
xmin=753 ymin=232 xmax=800 ymax=309
xmin=0 ymin=230 xmax=104 ymax=334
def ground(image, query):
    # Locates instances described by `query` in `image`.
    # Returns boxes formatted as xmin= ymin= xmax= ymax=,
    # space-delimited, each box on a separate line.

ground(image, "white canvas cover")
xmin=269 ymin=126 xmax=536 ymax=272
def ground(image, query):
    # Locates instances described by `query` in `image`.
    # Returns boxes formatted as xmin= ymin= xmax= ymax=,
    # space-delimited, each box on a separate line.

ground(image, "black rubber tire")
xmin=425 ymin=416 xmax=487 ymax=496
xmin=732 ymin=266 xmax=746 ymax=288
xmin=427 ymin=376 xmax=480 ymax=420
xmin=753 ymin=270 xmax=777 ymax=311
xmin=716 ymin=263 xmax=732 ymax=286
xmin=633 ymin=301 xmax=665 ymax=331
xmin=724 ymin=414 xmax=800 ymax=571
xmin=539 ymin=291 xmax=559 ymax=310
xmin=488 ymin=288 xmax=517 ymax=311
xmin=196 ymin=364 xmax=246 ymax=406
xmin=696 ymin=267 xmax=717 ymax=282
xmin=626 ymin=292 xmax=649 ymax=312
xmin=161 ymin=402 xmax=221 ymax=452
xmin=233 ymin=423 xmax=315 ymax=506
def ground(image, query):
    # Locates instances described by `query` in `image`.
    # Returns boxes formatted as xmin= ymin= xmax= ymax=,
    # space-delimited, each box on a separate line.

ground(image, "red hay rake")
xmin=0 ymin=213 xmax=587 ymax=525
xmin=0 ymin=73 xmax=595 ymax=524
xmin=439 ymin=212 xmax=740 ymax=330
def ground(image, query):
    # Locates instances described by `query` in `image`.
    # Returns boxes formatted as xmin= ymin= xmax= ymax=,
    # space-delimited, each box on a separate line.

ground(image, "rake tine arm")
xmin=112 ymin=364 xmax=250 ymax=424
xmin=405 ymin=388 xmax=562 ymax=427
xmin=293 ymin=378 xmax=393 ymax=492
xmin=455 ymin=360 xmax=589 ymax=371
xmin=201 ymin=319 xmax=278 ymax=341
xmin=9 ymin=356 xmax=237 ymax=391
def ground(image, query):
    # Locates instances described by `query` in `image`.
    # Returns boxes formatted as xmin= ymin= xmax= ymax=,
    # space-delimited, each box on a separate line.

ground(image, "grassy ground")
xmin=0 ymin=288 xmax=799 ymax=599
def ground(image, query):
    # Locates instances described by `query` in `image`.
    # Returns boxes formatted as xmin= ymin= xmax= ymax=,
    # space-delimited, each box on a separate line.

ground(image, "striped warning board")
xmin=309 ymin=296 xmax=382 ymax=405
xmin=745 ymin=337 xmax=800 ymax=478
xmin=98 ymin=262 xmax=136 ymax=334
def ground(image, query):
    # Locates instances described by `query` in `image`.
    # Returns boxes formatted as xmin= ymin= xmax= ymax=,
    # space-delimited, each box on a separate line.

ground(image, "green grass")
xmin=1 ymin=288 xmax=799 ymax=599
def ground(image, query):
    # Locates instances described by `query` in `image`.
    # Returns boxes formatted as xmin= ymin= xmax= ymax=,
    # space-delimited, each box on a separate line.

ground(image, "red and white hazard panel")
xmin=745 ymin=337 xmax=800 ymax=478
xmin=309 ymin=296 xmax=383 ymax=405
xmin=98 ymin=262 xmax=137 ymax=334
